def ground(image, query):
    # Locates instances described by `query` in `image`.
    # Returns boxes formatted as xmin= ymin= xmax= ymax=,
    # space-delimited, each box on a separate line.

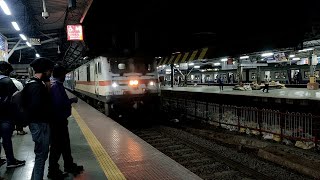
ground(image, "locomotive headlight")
xmin=112 ymin=82 xmax=118 ymax=88
xmin=129 ymin=80 xmax=138 ymax=86
xmin=149 ymin=81 xmax=155 ymax=86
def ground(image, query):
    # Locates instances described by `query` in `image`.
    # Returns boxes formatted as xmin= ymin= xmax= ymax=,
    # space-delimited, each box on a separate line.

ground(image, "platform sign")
xmin=179 ymin=63 xmax=188 ymax=70
xmin=67 ymin=25 xmax=83 ymax=41
xmin=0 ymin=33 xmax=8 ymax=61
xmin=29 ymin=38 xmax=41 ymax=45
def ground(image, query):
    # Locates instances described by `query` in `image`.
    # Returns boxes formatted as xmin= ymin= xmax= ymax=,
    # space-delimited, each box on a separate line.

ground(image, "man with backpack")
xmin=0 ymin=61 xmax=26 ymax=169
xmin=23 ymin=58 xmax=54 ymax=180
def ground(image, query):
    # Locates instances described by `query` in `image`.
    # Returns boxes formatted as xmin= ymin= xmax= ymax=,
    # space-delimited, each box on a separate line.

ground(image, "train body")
xmin=64 ymin=56 xmax=160 ymax=116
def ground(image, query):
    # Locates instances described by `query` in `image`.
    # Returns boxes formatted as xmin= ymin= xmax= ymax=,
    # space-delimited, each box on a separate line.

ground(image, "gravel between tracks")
xmin=159 ymin=126 xmax=312 ymax=180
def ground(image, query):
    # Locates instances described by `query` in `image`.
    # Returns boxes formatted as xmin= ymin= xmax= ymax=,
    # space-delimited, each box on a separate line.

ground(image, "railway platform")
xmin=1 ymin=91 xmax=200 ymax=180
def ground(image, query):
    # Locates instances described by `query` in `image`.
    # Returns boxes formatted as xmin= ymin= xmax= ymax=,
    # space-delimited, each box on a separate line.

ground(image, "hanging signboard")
xmin=29 ymin=38 xmax=41 ymax=45
xmin=0 ymin=33 xmax=8 ymax=61
xmin=179 ymin=63 xmax=188 ymax=70
xmin=67 ymin=25 xmax=83 ymax=41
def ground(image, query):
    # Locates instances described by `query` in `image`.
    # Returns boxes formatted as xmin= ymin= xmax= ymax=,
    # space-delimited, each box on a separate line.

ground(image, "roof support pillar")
xmin=7 ymin=39 xmax=22 ymax=61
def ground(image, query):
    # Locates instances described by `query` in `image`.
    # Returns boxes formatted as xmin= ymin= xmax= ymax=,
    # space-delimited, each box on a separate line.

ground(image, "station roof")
xmin=1 ymin=0 xmax=320 ymax=71
xmin=0 ymin=0 xmax=92 ymax=67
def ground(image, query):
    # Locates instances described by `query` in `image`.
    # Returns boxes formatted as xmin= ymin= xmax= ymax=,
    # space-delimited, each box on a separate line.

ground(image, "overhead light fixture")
xmin=214 ymin=68 xmax=219 ymax=71
xmin=26 ymin=42 xmax=31 ymax=47
xmin=0 ymin=0 xmax=12 ymax=15
xmin=213 ymin=63 xmax=221 ymax=66
xmin=298 ymin=48 xmax=314 ymax=52
xmin=36 ymin=53 xmax=40 ymax=58
xmin=57 ymin=45 xmax=61 ymax=54
xmin=11 ymin=22 xmax=20 ymax=31
xmin=289 ymin=54 xmax=295 ymax=58
xmin=240 ymin=55 xmax=249 ymax=59
xmin=188 ymin=63 xmax=194 ymax=66
xmin=194 ymin=65 xmax=200 ymax=69
xmin=220 ymin=58 xmax=228 ymax=62
xmin=292 ymin=57 xmax=300 ymax=61
xmin=261 ymin=52 xmax=274 ymax=57
xmin=19 ymin=34 xmax=27 ymax=41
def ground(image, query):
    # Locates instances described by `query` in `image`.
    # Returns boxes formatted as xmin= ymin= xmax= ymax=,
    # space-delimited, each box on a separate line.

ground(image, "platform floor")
xmin=2 ymin=91 xmax=201 ymax=180
xmin=161 ymin=86 xmax=320 ymax=101
xmin=0 ymin=114 xmax=105 ymax=179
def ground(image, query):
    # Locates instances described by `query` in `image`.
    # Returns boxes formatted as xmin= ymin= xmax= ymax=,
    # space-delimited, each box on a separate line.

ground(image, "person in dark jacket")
xmin=48 ymin=64 xmax=83 ymax=178
xmin=0 ymin=61 xmax=26 ymax=169
xmin=23 ymin=58 xmax=54 ymax=180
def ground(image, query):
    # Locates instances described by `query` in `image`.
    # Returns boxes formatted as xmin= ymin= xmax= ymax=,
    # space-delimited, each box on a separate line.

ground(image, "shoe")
xmin=64 ymin=163 xmax=84 ymax=175
xmin=7 ymin=159 xmax=25 ymax=168
xmin=17 ymin=131 xmax=27 ymax=135
xmin=47 ymin=169 xmax=68 ymax=179
xmin=0 ymin=159 xmax=6 ymax=167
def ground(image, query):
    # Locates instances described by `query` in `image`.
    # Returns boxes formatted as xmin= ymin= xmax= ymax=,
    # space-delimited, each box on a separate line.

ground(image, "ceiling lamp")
xmin=261 ymin=52 xmax=274 ymax=57
xmin=0 ymin=0 xmax=11 ymax=15
xmin=36 ymin=53 xmax=40 ymax=58
xmin=240 ymin=55 xmax=249 ymax=59
xmin=220 ymin=58 xmax=228 ymax=62
xmin=11 ymin=22 xmax=20 ymax=31
xmin=19 ymin=34 xmax=27 ymax=41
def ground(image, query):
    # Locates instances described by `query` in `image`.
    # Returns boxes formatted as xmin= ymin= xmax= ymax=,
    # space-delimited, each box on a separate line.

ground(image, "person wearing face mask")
xmin=23 ymin=58 xmax=54 ymax=180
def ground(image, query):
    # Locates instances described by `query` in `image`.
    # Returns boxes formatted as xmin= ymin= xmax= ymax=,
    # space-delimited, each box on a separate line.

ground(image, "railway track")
xmin=131 ymin=126 xmax=311 ymax=180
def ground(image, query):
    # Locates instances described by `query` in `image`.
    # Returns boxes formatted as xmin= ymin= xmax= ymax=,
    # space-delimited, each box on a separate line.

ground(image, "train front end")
xmin=105 ymin=57 xmax=160 ymax=116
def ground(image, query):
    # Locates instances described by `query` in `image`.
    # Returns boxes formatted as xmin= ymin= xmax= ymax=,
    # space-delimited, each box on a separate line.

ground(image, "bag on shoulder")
xmin=0 ymin=76 xmax=10 ymax=109
xmin=11 ymin=79 xmax=36 ymax=127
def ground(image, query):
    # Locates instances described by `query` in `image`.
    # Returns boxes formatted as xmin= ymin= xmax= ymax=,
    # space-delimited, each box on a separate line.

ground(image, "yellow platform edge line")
xmin=72 ymin=108 xmax=126 ymax=180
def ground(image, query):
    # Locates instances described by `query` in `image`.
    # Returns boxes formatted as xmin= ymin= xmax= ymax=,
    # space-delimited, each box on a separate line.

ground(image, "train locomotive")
xmin=64 ymin=56 xmax=160 ymax=116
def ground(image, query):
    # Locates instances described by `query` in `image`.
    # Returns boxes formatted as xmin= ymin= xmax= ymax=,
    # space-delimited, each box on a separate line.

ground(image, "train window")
xmin=87 ymin=65 xmax=90 ymax=81
xmin=95 ymin=63 xmax=97 ymax=74
xmin=98 ymin=62 xmax=101 ymax=74
xmin=77 ymin=70 xmax=79 ymax=80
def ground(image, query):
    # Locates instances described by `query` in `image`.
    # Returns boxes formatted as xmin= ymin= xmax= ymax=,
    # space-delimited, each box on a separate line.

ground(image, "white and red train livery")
xmin=64 ymin=56 xmax=160 ymax=115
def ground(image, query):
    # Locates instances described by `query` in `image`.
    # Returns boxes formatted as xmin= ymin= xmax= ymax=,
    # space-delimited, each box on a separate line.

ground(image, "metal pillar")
xmin=257 ymin=66 xmax=261 ymax=84
xmin=171 ymin=64 xmax=174 ymax=88
xmin=6 ymin=39 xmax=22 ymax=61
xmin=310 ymin=51 xmax=315 ymax=77
xmin=237 ymin=59 xmax=243 ymax=85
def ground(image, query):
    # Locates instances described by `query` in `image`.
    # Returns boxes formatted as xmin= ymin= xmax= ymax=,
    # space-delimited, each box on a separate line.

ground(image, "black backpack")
xmin=11 ymin=80 xmax=36 ymax=127
xmin=0 ymin=75 xmax=10 ymax=109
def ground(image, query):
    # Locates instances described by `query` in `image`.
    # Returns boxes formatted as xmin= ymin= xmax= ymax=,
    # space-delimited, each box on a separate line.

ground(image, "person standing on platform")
xmin=23 ymin=58 xmax=54 ymax=180
xmin=218 ymin=75 xmax=224 ymax=91
xmin=9 ymin=71 xmax=27 ymax=135
xmin=48 ymin=64 xmax=83 ymax=178
xmin=262 ymin=75 xmax=270 ymax=93
xmin=0 ymin=62 xmax=26 ymax=169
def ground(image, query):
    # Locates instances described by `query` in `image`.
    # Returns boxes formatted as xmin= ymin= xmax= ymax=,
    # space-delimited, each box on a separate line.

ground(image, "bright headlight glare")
xmin=112 ymin=82 xmax=118 ymax=88
xmin=129 ymin=80 xmax=138 ymax=86
xmin=149 ymin=81 xmax=155 ymax=86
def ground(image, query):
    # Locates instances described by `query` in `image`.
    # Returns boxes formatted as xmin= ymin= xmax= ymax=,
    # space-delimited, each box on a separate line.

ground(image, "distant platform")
xmin=161 ymin=86 xmax=320 ymax=101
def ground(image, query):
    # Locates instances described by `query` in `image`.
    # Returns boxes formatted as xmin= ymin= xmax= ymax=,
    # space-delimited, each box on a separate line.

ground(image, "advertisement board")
xmin=67 ymin=25 xmax=83 ymax=41
xmin=0 ymin=33 xmax=8 ymax=61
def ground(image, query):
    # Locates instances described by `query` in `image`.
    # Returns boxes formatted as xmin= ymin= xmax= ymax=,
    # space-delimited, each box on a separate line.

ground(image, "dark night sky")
xmin=83 ymin=0 xmax=316 ymax=58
